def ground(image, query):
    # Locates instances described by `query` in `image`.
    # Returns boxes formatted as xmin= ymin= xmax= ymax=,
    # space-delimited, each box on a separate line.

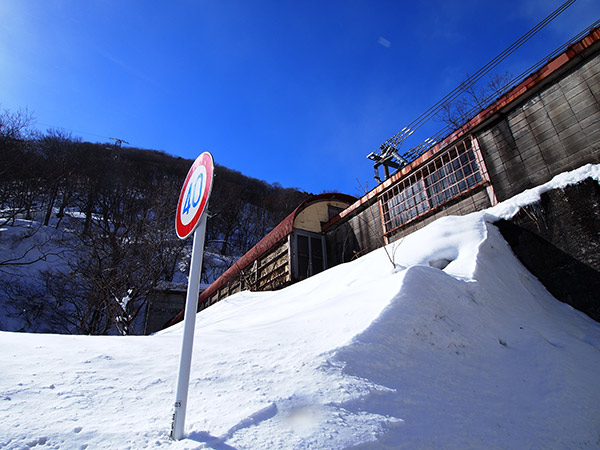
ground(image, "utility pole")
xmin=109 ymin=137 xmax=130 ymax=147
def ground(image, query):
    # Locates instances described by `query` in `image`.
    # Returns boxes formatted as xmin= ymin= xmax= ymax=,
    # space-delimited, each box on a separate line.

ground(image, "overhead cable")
xmin=381 ymin=0 xmax=577 ymax=150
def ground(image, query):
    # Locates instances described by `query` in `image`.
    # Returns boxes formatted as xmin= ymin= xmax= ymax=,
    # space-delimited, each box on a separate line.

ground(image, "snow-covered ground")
xmin=1 ymin=165 xmax=600 ymax=449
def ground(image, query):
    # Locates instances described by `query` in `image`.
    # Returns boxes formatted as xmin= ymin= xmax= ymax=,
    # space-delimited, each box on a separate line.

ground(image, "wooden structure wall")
xmin=203 ymin=237 xmax=290 ymax=309
xmin=165 ymin=194 xmax=355 ymax=327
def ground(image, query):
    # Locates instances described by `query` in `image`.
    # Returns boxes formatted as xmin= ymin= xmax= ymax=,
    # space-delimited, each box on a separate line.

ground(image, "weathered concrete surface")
xmin=496 ymin=178 xmax=600 ymax=322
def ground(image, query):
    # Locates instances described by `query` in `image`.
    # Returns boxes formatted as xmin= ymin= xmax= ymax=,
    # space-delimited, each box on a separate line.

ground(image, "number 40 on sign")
xmin=175 ymin=152 xmax=214 ymax=240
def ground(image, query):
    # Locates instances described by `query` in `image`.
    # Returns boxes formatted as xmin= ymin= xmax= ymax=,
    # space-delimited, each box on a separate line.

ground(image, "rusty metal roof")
xmin=165 ymin=192 xmax=356 ymax=328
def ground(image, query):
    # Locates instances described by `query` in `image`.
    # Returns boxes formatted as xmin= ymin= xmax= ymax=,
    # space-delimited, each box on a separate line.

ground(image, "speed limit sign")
xmin=172 ymin=151 xmax=214 ymax=440
xmin=175 ymin=152 xmax=214 ymax=240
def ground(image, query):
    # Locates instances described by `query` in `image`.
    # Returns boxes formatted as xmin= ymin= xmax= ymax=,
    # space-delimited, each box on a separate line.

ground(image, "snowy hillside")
xmin=1 ymin=165 xmax=600 ymax=449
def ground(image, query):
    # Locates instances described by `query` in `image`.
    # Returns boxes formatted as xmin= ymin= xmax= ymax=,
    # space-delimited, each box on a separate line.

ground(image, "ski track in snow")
xmin=1 ymin=164 xmax=600 ymax=449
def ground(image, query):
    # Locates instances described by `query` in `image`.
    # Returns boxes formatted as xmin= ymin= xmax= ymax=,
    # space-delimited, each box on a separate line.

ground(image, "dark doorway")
xmin=293 ymin=231 xmax=326 ymax=281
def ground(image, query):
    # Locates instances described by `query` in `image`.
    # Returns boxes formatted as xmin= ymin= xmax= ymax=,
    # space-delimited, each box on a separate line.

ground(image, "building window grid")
xmin=381 ymin=138 xmax=484 ymax=234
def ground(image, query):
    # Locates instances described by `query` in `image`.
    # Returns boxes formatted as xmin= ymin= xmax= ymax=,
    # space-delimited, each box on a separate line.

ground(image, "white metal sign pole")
xmin=171 ymin=209 xmax=207 ymax=440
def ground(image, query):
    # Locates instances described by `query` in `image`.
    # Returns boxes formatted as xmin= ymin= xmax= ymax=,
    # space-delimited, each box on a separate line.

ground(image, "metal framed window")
xmin=291 ymin=231 xmax=326 ymax=281
xmin=380 ymin=137 xmax=485 ymax=236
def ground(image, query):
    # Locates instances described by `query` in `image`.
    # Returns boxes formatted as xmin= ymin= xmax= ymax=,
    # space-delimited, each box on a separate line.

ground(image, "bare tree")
xmin=35 ymin=129 xmax=80 ymax=226
xmin=437 ymin=72 xmax=513 ymax=129
xmin=0 ymin=107 xmax=39 ymax=226
xmin=0 ymin=113 xmax=309 ymax=334
xmin=39 ymin=158 xmax=186 ymax=334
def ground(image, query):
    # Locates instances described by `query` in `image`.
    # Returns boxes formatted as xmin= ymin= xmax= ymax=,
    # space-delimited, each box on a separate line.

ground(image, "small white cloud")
xmin=378 ymin=36 xmax=391 ymax=48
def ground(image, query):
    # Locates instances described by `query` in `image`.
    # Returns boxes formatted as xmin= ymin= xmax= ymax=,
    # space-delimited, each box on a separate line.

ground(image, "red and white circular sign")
xmin=175 ymin=152 xmax=214 ymax=239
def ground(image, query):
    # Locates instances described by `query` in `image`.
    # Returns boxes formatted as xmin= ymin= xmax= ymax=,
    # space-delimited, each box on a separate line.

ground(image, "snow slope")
xmin=1 ymin=165 xmax=599 ymax=449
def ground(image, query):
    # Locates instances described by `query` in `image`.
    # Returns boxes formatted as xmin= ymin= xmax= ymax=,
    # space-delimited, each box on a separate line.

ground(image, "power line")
xmin=37 ymin=121 xmax=114 ymax=142
xmin=433 ymin=17 xmax=600 ymax=144
xmin=370 ymin=0 xmax=577 ymax=178
xmin=384 ymin=0 xmax=575 ymax=149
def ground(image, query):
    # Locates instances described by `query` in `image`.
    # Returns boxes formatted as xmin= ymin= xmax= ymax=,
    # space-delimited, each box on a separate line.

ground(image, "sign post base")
xmin=171 ymin=214 xmax=207 ymax=440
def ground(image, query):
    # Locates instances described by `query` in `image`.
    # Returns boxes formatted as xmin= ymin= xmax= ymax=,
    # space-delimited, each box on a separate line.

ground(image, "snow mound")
xmin=1 ymin=166 xmax=600 ymax=449
xmin=335 ymin=221 xmax=600 ymax=448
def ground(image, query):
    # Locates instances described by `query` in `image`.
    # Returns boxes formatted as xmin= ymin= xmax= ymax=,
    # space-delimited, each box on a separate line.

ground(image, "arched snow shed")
xmin=166 ymin=193 xmax=355 ymax=327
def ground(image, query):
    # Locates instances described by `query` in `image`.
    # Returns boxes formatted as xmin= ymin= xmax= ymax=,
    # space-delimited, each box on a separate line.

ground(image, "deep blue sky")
xmin=2 ymin=1 xmax=598 ymax=196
